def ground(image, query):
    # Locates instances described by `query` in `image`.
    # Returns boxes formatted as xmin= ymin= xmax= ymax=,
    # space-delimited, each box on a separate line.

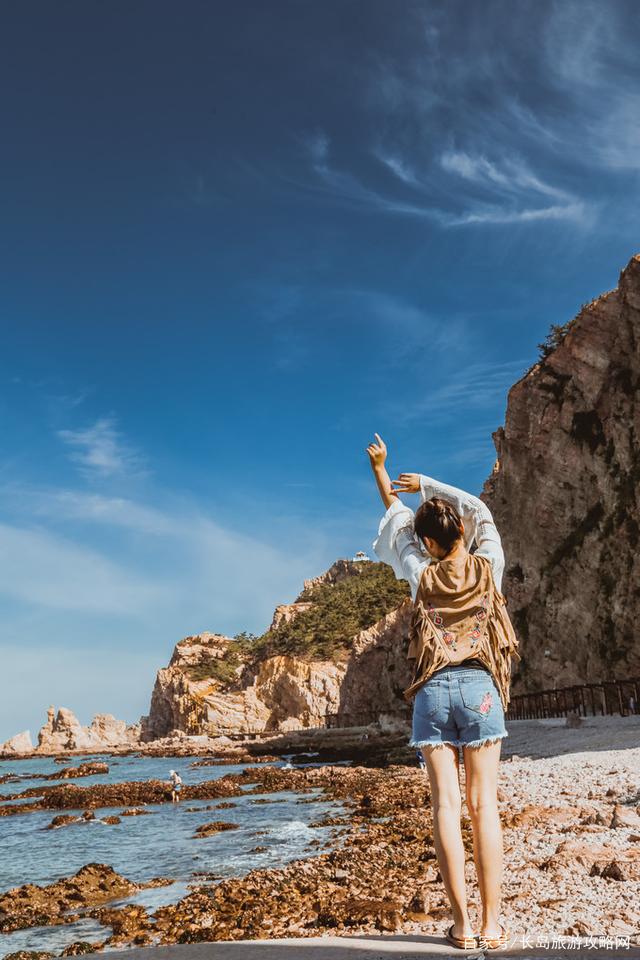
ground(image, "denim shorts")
xmin=410 ymin=664 xmax=509 ymax=751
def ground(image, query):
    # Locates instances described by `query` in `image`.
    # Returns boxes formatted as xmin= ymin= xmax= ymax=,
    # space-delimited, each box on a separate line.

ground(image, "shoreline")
xmin=1 ymin=716 xmax=639 ymax=955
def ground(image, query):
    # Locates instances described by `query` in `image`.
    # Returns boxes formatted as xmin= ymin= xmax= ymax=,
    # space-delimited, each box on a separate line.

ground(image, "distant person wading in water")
xmin=367 ymin=434 xmax=520 ymax=952
xmin=169 ymin=770 xmax=182 ymax=803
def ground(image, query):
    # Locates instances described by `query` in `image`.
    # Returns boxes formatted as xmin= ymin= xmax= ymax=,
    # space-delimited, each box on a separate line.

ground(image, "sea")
xmin=0 ymin=752 xmax=348 ymax=956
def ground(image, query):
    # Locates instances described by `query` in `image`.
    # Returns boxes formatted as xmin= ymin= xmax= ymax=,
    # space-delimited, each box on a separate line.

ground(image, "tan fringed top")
xmin=372 ymin=474 xmax=521 ymax=713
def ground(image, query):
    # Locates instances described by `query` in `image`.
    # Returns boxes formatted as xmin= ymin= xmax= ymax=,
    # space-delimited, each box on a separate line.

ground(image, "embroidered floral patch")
xmin=478 ymin=692 xmax=493 ymax=714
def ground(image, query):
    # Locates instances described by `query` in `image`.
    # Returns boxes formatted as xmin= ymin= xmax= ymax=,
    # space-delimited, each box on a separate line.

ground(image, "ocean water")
xmin=0 ymin=753 xmax=348 ymax=956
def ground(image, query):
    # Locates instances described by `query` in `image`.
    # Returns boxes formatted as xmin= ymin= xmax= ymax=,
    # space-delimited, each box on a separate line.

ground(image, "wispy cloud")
xmin=288 ymin=0 xmax=640 ymax=231
xmin=0 ymin=480 xmax=330 ymax=629
xmin=297 ymin=130 xmax=587 ymax=228
xmin=383 ymin=358 xmax=530 ymax=424
xmin=0 ymin=521 xmax=167 ymax=615
xmin=440 ymin=151 xmax=569 ymax=202
xmin=57 ymin=417 xmax=145 ymax=479
xmin=297 ymin=131 xmax=445 ymax=220
xmin=374 ymin=151 xmax=421 ymax=187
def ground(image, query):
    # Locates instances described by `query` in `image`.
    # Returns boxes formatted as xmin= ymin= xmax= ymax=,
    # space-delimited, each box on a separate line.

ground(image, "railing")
xmin=218 ymin=679 xmax=640 ymax=739
xmin=506 ymin=678 xmax=640 ymax=720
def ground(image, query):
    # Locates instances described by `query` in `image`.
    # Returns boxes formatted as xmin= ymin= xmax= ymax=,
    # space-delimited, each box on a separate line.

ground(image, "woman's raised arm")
xmin=367 ymin=435 xmax=431 ymax=600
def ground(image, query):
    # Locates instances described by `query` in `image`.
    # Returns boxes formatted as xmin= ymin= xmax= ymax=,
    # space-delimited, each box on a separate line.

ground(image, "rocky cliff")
xmin=481 ymin=253 xmax=640 ymax=692
xmin=142 ymin=561 xmax=413 ymax=739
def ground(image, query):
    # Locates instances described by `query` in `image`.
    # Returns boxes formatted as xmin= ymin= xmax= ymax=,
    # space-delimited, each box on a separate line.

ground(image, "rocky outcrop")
xmin=143 ymin=571 xmax=414 ymax=740
xmin=0 ymin=730 xmax=33 ymax=756
xmin=36 ymin=707 xmax=140 ymax=754
xmin=142 ymin=636 xmax=349 ymax=739
xmin=142 ymin=634 xmax=246 ymax=739
xmin=298 ymin=559 xmax=371 ymax=597
xmin=482 ymin=253 xmax=640 ymax=692
xmin=270 ymin=603 xmax=313 ymax=631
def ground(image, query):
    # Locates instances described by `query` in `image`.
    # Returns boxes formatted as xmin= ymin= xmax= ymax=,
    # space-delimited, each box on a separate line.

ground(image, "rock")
xmin=482 ymin=252 xmax=640 ymax=692
xmin=46 ymin=814 xmax=79 ymax=830
xmin=0 ymin=864 xmax=139 ymax=933
xmin=93 ymin=904 xmax=153 ymax=945
xmin=0 ymin=776 xmax=241 ymax=817
xmin=592 ymin=849 xmax=640 ymax=881
xmin=0 ymin=731 xmax=33 ymax=756
xmin=405 ymin=888 xmax=431 ymax=919
xmin=52 ymin=762 xmax=109 ymax=780
xmin=4 ymin=953 xmax=54 ymax=960
xmin=60 ymin=944 xmax=100 ymax=956
xmin=270 ymin=603 xmax=313 ymax=631
xmin=565 ymin=712 xmax=583 ymax=728
xmin=193 ymin=821 xmax=240 ymax=837
xmin=542 ymin=839 xmax=640 ymax=880
xmin=610 ymin=804 xmax=640 ymax=829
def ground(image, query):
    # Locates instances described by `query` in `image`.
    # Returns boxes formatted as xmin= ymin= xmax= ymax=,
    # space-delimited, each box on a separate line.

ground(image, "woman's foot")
xmin=446 ymin=923 xmax=477 ymax=950
xmin=451 ymin=922 xmax=476 ymax=939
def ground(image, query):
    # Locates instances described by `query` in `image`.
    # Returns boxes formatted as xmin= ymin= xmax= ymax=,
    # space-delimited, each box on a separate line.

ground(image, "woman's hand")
xmin=367 ymin=434 xmax=399 ymax=509
xmin=366 ymin=433 xmax=388 ymax=471
xmin=390 ymin=472 xmax=420 ymax=494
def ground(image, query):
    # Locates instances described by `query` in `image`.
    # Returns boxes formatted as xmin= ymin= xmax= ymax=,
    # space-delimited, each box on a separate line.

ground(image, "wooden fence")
xmin=506 ymin=678 xmax=640 ymax=720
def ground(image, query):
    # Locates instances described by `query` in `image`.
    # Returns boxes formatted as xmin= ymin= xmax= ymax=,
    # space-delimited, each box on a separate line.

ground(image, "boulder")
xmin=0 ymin=730 xmax=33 ymax=756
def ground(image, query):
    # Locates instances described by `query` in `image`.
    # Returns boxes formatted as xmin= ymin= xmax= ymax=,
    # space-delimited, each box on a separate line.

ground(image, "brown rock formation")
xmin=482 ymin=253 xmax=640 ymax=693
xmin=298 ymin=558 xmax=372 ymax=596
xmin=143 ymin=636 xmax=349 ymax=739
xmin=0 ymin=864 xmax=139 ymax=933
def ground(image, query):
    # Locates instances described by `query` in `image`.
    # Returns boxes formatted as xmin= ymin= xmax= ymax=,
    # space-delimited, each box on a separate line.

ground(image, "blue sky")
xmin=1 ymin=0 xmax=639 ymax=740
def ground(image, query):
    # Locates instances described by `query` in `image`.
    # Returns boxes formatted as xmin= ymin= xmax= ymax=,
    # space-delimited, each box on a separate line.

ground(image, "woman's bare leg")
xmin=462 ymin=740 xmax=504 ymax=938
xmin=422 ymin=743 xmax=475 ymax=938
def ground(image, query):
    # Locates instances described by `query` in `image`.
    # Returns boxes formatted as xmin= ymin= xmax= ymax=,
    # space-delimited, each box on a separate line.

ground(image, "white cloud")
xmin=375 ymin=151 xmax=420 ymax=186
xmin=440 ymin=151 xmax=570 ymax=202
xmin=0 ymin=475 xmax=334 ymax=739
xmin=0 ymin=521 xmax=168 ymax=614
xmin=58 ymin=417 xmax=144 ymax=479
xmin=0 ymin=482 xmax=331 ymax=629
xmin=447 ymin=201 xmax=586 ymax=227
xmin=296 ymin=127 xmax=588 ymax=229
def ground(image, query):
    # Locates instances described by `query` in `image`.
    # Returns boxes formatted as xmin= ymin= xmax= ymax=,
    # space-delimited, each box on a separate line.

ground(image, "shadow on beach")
xmin=102 ymin=931 xmax=640 ymax=959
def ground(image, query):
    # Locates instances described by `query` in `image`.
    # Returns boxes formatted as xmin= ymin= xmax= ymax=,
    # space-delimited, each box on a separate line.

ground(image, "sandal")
xmin=478 ymin=922 xmax=511 ymax=950
xmin=445 ymin=923 xmax=479 ymax=950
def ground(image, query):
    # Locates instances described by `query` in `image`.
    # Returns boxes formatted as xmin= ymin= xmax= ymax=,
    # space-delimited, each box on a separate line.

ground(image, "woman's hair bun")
xmin=413 ymin=496 xmax=463 ymax=552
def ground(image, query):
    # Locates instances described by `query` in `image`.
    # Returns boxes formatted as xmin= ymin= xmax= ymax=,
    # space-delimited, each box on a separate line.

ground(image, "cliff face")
xmin=482 ymin=254 xmax=640 ymax=692
xmin=143 ymin=565 xmax=414 ymax=739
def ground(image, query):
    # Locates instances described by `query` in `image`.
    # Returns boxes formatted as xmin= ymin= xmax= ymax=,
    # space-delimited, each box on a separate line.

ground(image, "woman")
xmin=367 ymin=433 xmax=514 ymax=951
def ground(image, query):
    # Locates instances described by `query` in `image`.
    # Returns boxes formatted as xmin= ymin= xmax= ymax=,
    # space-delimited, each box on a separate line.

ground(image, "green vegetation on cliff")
xmin=183 ymin=634 xmax=256 ymax=684
xmin=179 ymin=563 xmax=410 ymax=686
xmin=253 ymin=562 xmax=410 ymax=661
